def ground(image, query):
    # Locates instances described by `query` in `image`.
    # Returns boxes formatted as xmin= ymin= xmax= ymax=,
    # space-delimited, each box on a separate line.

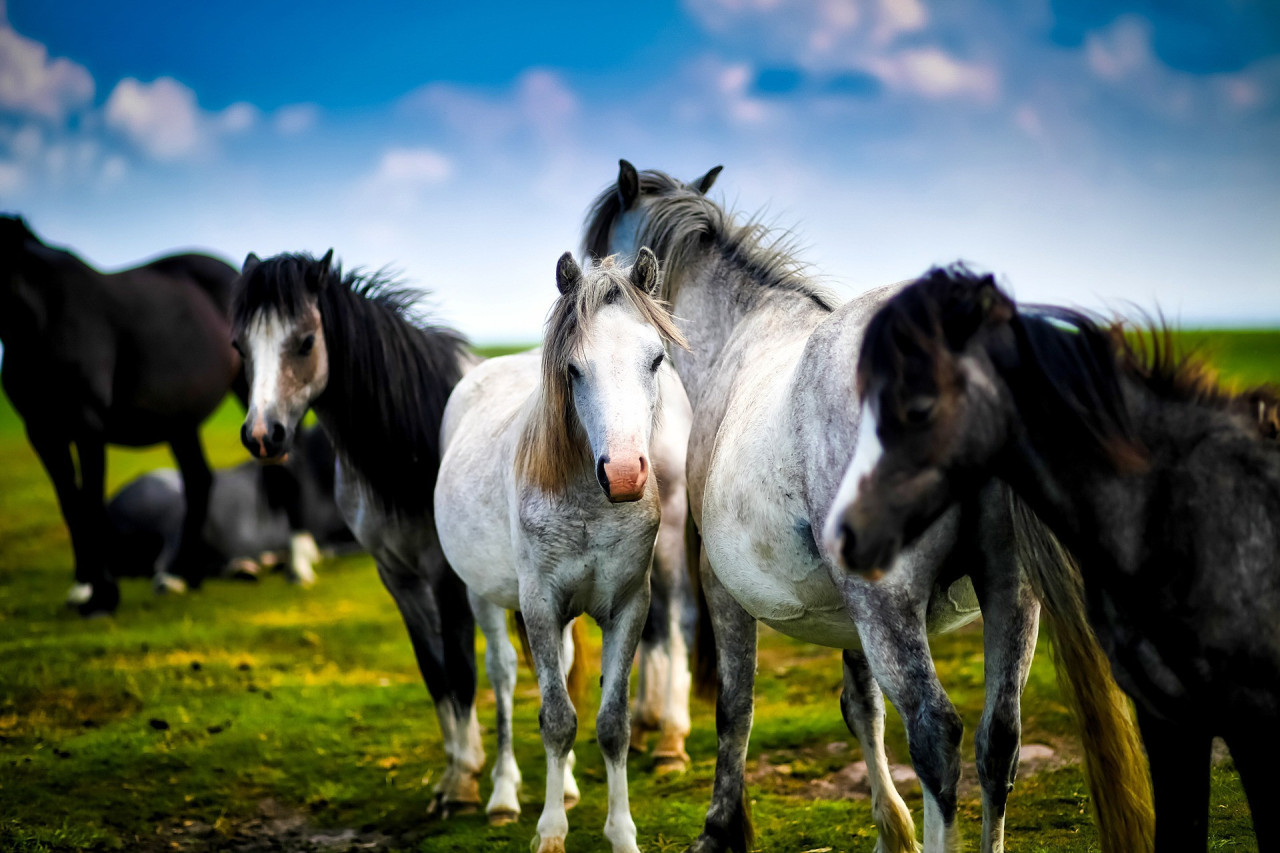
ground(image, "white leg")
xmin=654 ymin=611 xmax=692 ymax=770
xmin=923 ymin=789 xmax=960 ymax=853
xmin=561 ymin=623 xmax=580 ymax=807
xmin=470 ymin=593 xmax=522 ymax=824
xmin=434 ymin=700 xmax=484 ymax=812
xmin=597 ymin=591 xmax=649 ymax=853
xmin=288 ymin=531 xmax=319 ymax=586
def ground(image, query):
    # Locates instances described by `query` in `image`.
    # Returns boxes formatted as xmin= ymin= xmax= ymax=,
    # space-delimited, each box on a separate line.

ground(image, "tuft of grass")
xmin=1 ymin=331 xmax=1273 ymax=851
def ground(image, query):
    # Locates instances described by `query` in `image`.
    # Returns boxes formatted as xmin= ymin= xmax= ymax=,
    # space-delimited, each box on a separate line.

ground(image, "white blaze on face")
xmin=822 ymin=402 xmax=884 ymax=563
xmin=244 ymin=311 xmax=289 ymax=437
xmin=573 ymin=302 xmax=664 ymax=486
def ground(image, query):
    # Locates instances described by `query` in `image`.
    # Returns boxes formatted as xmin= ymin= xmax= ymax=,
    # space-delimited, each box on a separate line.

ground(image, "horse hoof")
xmin=531 ymin=835 xmax=567 ymax=853
xmin=153 ymin=573 xmax=188 ymax=595
xmin=488 ymin=809 xmax=520 ymax=827
xmin=77 ymin=582 xmax=120 ymax=617
xmin=653 ymin=752 xmax=691 ymax=774
xmin=65 ymin=583 xmax=93 ymax=606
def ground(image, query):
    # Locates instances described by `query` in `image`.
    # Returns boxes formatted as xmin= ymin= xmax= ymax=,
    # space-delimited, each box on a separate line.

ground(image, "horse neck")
xmin=668 ymin=253 xmax=829 ymax=404
xmin=308 ymin=288 xmax=465 ymax=514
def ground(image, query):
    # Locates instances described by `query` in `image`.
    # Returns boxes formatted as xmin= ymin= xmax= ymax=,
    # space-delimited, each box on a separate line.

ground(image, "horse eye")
xmin=297 ymin=334 xmax=315 ymax=356
xmin=650 ymin=353 xmax=664 ymax=373
xmin=904 ymin=396 xmax=936 ymax=425
xmin=567 ymin=363 xmax=582 ymax=380
xmin=231 ymin=339 xmax=244 ymax=356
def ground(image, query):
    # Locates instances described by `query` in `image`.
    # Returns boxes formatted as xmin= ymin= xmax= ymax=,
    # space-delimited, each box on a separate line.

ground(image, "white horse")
xmin=435 ymin=249 xmax=688 ymax=853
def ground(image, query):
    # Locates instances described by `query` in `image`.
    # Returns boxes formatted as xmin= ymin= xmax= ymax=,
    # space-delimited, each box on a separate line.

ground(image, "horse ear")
xmin=977 ymin=280 xmax=1013 ymax=325
xmin=556 ymin=251 xmax=582 ymax=295
xmin=241 ymin=252 xmax=261 ymax=275
xmin=630 ymin=247 xmax=659 ymax=296
xmin=692 ymin=165 xmax=723 ymax=194
xmin=312 ymin=249 xmax=334 ymax=293
xmin=941 ymin=276 xmax=1013 ymax=351
xmin=617 ymin=160 xmax=639 ymax=209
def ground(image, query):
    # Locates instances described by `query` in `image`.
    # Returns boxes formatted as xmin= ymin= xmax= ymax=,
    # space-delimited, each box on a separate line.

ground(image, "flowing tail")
xmin=687 ymin=507 xmax=718 ymax=701
xmin=1009 ymin=493 xmax=1155 ymax=853
xmin=511 ymin=611 xmax=588 ymax=714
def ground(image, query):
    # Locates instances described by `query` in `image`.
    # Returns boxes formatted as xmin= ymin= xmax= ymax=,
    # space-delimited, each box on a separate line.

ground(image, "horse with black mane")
xmin=0 ymin=215 xmax=240 ymax=615
xmin=830 ymin=267 xmax=1280 ymax=850
xmin=230 ymin=250 xmax=486 ymax=814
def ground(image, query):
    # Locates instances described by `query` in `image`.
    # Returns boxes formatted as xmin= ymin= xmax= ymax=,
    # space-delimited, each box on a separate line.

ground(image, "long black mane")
xmin=863 ymin=266 xmax=1274 ymax=471
xmin=583 ymin=167 xmax=838 ymax=312
xmin=232 ymin=253 xmax=469 ymax=517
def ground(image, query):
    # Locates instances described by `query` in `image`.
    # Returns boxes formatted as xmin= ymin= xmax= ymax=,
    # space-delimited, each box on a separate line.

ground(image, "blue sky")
xmin=2 ymin=0 xmax=1278 ymax=340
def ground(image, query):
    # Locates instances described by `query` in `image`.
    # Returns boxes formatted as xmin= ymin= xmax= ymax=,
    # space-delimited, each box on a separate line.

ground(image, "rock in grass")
xmin=148 ymin=718 xmax=170 ymax=731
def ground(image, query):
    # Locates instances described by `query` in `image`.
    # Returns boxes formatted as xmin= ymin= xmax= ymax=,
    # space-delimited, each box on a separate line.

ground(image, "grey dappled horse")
xmin=584 ymin=162 xmax=1137 ymax=853
xmin=436 ymin=250 xmax=688 ymax=852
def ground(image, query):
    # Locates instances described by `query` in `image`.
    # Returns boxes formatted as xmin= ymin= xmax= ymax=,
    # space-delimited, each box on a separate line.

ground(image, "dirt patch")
xmin=144 ymin=799 xmax=401 ymax=853
xmin=747 ymin=741 xmax=1068 ymax=801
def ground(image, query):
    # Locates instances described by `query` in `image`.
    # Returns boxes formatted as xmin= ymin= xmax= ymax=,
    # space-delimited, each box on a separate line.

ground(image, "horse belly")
xmin=703 ymin=493 xmax=857 ymax=649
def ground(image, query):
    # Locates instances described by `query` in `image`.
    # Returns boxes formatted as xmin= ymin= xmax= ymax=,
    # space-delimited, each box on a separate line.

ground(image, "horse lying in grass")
xmin=829 ymin=267 xmax=1278 ymax=851
xmin=585 ymin=162 xmax=1151 ymax=853
xmin=435 ymin=249 xmax=688 ymax=853
xmin=0 ymin=215 xmax=240 ymax=615
xmin=231 ymin=251 xmax=489 ymax=815
xmin=107 ymin=425 xmax=353 ymax=589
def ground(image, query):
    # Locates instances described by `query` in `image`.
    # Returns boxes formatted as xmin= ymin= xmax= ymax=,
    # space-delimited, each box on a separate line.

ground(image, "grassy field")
xmin=1 ymin=334 xmax=1273 ymax=852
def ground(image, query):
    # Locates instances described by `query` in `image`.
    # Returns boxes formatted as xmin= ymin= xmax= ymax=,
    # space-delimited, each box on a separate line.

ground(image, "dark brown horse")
xmin=0 ymin=215 xmax=240 ymax=615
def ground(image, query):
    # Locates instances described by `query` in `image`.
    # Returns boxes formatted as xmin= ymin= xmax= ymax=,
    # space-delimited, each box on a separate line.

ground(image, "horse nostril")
xmin=638 ymin=455 xmax=648 ymax=475
xmin=838 ymin=521 xmax=858 ymax=569
xmin=269 ymin=422 xmax=286 ymax=444
xmin=596 ymin=456 xmax=611 ymax=496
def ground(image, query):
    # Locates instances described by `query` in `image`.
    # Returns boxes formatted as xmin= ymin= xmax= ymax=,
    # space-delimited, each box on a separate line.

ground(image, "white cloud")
xmin=0 ymin=22 xmax=94 ymax=122
xmin=872 ymin=47 xmax=999 ymax=101
xmin=353 ymin=147 xmax=454 ymax=213
xmin=273 ymin=103 xmax=319 ymax=135
xmin=400 ymin=69 xmax=579 ymax=147
xmin=103 ymin=76 xmax=256 ymax=161
xmin=684 ymin=0 xmax=996 ymax=104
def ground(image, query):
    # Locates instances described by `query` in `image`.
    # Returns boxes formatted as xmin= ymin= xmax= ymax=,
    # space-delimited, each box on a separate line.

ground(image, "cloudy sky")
xmin=3 ymin=0 xmax=1278 ymax=341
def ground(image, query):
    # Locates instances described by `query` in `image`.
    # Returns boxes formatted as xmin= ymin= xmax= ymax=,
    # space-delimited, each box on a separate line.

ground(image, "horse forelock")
xmin=516 ymin=257 xmax=686 ymax=494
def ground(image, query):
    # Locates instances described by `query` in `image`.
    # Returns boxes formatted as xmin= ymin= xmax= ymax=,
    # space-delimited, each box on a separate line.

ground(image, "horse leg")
xmin=520 ymin=590 xmax=576 ymax=853
xmin=261 ymin=463 xmax=316 ymax=585
xmin=687 ymin=554 xmax=758 ymax=853
xmin=169 ymin=427 xmax=213 ymax=589
xmin=649 ymin=502 xmax=693 ymax=772
xmin=1136 ymin=707 xmax=1210 ymax=851
xmin=1228 ymin=722 xmax=1280 ymax=850
xmin=971 ymin=493 xmax=1040 ymax=853
xmin=434 ymin=556 xmax=483 ymax=812
xmin=851 ymin=590 xmax=963 ymax=853
xmin=596 ymin=572 xmax=651 ymax=853
xmin=469 ymin=591 xmax=522 ymax=825
xmin=840 ymin=649 xmax=920 ymax=853
xmin=376 ymin=556 xmax=482 ymax=817
xmin=27 ymin=430 xmax=92 ymax=605
xmin=560 ymin=622 xmax=581 ymax=808
xmin=71 ymin=435 xmax=118 ymax=615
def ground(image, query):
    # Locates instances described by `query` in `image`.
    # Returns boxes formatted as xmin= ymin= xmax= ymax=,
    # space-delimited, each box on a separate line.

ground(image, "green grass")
xmin=1 ymin=331 xmax=1273 ymax=852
